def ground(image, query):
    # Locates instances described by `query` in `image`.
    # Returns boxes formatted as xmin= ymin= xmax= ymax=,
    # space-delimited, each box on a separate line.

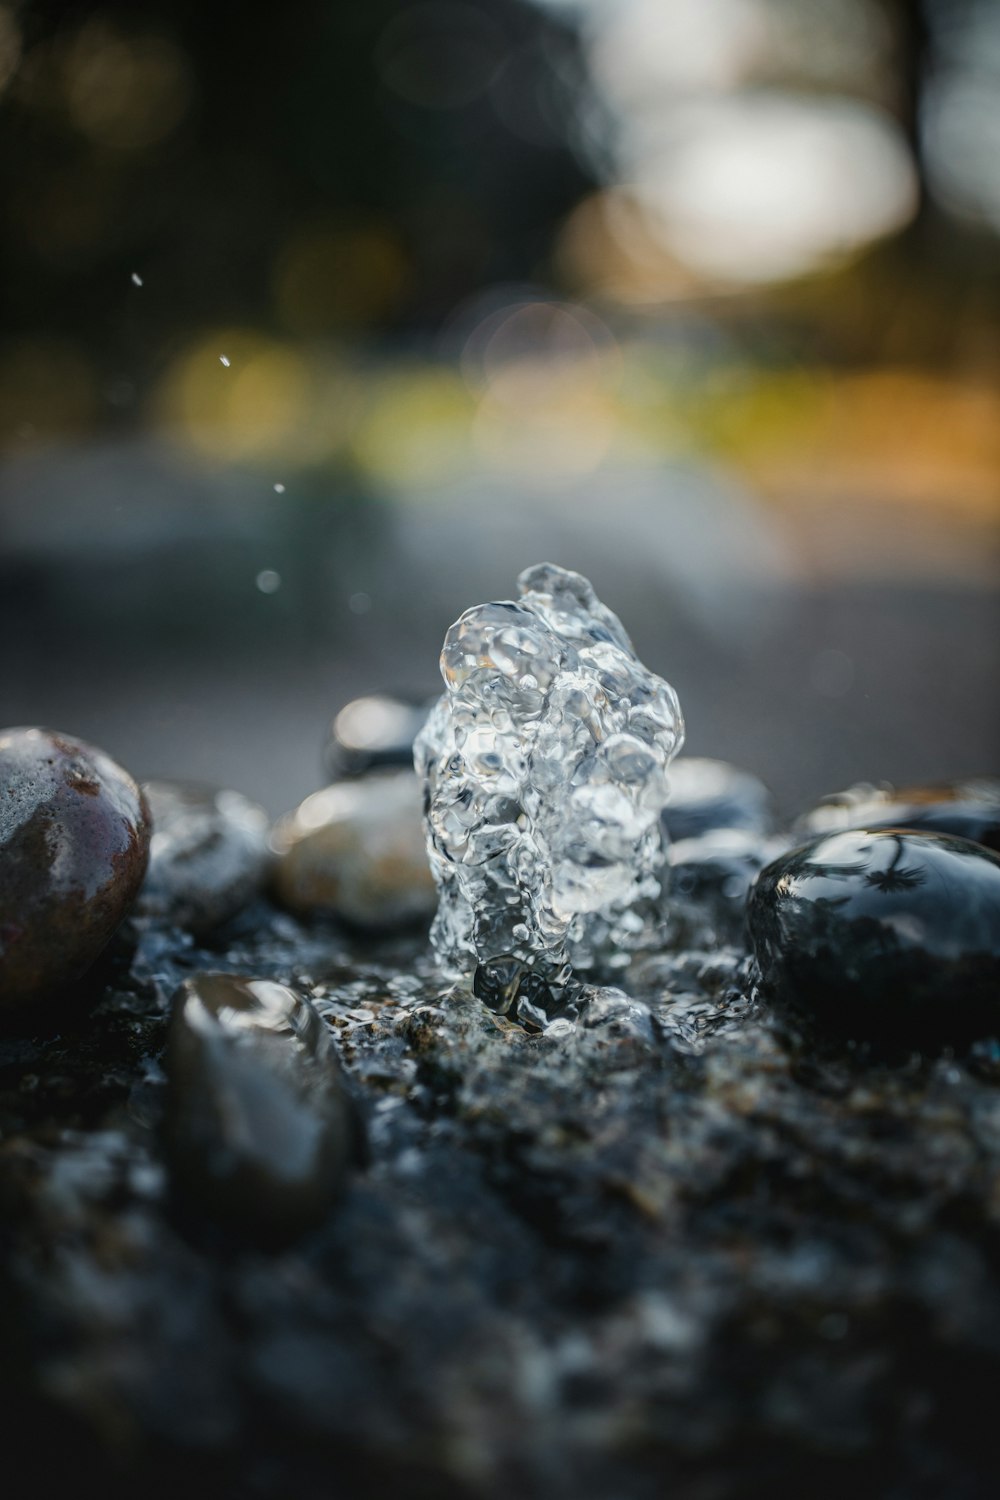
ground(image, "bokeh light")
xmin=62 ymin=22 xmax=192 ymax=150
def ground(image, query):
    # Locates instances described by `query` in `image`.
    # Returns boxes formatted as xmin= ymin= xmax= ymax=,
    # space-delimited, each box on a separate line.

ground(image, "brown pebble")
xmin=0 ymin=727 xmax=150 ymax=1010
xmin=271 ymin=770 xmax=436 ymax=930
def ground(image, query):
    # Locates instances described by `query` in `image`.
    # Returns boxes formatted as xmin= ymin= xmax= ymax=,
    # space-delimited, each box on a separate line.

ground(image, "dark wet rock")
xmin=662 ymin=756 xmax=776 ymax=842
xmin=323 ymin=694 xmax=433 ymax=780
xmin=165 ymin=973 xmax=361 ymax=1243
xmin=666 ymin=827 xmax=789 ymax=946
xmin=271 ymin=770 xmax=436 ymax=930
xmin=137 ymin=780 xmax=271 ymax=934
xmin=0 ymin=726 xmax=149 ymax=1011
xmin=795 ymin=776 xmax=1000 ymax=852
xmin=749 ymin=828 xmax=1000 ymax=1046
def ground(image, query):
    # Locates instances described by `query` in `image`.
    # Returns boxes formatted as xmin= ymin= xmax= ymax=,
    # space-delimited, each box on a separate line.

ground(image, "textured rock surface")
xmin=0 ymin=726 xmax=150 ymax=1009
xmin=272 ymin=771 xmax=437 ymax=930
xmin=749 ymin=828 xmax=1000 ymax=1046
xmin=138 ymin=781 xmax=271 ymax=933
xmin=416 ymin=564 xmax=684 ymax=1016
xmin=4 ymin=896 xmax=1000 ymax=1499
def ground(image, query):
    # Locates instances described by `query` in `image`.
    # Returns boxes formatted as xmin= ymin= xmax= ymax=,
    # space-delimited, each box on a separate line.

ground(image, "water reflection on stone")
xmin=749 ymin=828 xmax=1000 ymax=1047
xmin=796 ymin=777 xmax=1000 ymax=853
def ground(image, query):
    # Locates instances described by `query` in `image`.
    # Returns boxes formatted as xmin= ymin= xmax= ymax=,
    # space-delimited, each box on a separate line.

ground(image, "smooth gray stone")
xmin=139 ymin=781 xmax=271 ymax=933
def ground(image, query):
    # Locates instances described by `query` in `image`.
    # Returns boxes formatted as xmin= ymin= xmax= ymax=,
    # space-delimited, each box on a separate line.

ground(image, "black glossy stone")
xmin=165 ymin=974 xmax=361 ymax=1244
xmin=138 ymin=781 xmax=271 ymax=934
xmin=795 ymin=777 xmax=1000 ymax=853
xmin=0 ymin=726 xmax=150 ymax=1011
xmin=662 ymin=757 xmax=775 ymax=842
xmin=323 ymin=694 xmax=433 ymax=780
xmin=748 ymin=828 xmax=1000 ymax=1046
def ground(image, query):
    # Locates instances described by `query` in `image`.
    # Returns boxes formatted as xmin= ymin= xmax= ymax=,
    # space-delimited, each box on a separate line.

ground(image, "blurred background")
xmin=0 ymin=0 xmax=997 ymax=817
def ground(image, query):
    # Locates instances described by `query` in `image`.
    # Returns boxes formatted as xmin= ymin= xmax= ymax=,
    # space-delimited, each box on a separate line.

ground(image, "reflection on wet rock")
xmin=165 ymin=973 xmax=360 ymax=1243
xmin=748 ymin=828 xmax=1000 ymax=1046
xmin=271 ymin=770 xmax=437 ymax=930
xmin=795 ymin=778 xmax=1000 ymax=853
xmin=323 ymin=694 xmax=433 ymax=780
xmin=662 ymin=757 xmax=776 ymax=842
xmin=667 ymin=828 xmax=787 ymax=946
xmin=137 ymin=781 xmax=271 ymax=934
xmin=0 ymin=726 xmax=150 ymax=1010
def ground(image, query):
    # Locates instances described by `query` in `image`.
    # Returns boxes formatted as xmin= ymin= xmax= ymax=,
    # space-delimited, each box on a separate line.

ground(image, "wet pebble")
xmin=748 ymin=828 xmax=1000 ymax=1046
xmin=795 ymin=777 xmax=1000 ymax=853
xmin=323 ymin=694 xmax=433 ymax=780
xmin=271 ymin=769 xmax=437 ymax=930
xmin=137 ymin=780 xmax=271 ymax=934
xmin=0 ymin=726 xmax=150 ymax=1011
xmin=662 ymin=758 xmax=775 ymax=842
xmin=165 ymin=973 xmax=361 ymax=1243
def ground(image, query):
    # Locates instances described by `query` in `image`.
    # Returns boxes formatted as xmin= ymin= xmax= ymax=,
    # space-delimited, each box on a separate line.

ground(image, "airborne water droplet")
xmin=256 ymin=569 xmax=282 ymax=594
xmin=219 ymin=354 xmax=231 ymax=368
xmin=131 ymin=272 xmax=143 ymax=287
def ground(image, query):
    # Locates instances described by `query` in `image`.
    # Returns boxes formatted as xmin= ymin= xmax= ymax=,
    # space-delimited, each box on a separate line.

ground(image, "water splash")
xmin=415 ymin=563 xmax=683 ymax=1022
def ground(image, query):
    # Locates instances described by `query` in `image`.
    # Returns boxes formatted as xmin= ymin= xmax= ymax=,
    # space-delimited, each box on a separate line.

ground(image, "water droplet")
xmin=273 ymin=482 xmax=286 ymax=494
xmin=219 ymin=354 xmax=231 ymax=368
xmin=131 ymin=272 xmax=143 ymax=287
xmin=256 ymin=569 xmax=282 ymax=594
xmin=348 ymin=591 xmax=372 ymax=615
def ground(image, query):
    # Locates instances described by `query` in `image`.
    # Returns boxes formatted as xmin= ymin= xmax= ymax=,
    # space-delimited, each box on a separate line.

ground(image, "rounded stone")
xmin=662 ymin=758 xmax=775 ymax=843
xmin=322 ymin=694 xmax=434 ymax=781
xmin=794 ymin=778 xmax=1000 ymax=853
xmin=137 ymin=780 xmax=271 ymax=933
xmin=165 ymin=973 xmax=361 ymax=1244
xmin=667 ymin=828 xmax=788 ymax=946
xmin=748 ymin=828 xmax=1000 ymax=1046
xmin=271 ymin=769 xmax=437 ymax=930
xmin=0 ymin=726 xmax=150 ymax=1010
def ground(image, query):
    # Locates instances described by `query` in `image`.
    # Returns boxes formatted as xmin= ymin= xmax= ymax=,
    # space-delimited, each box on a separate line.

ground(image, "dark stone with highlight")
xmin=662 ymin=757 xmax=775 ymax=842
xmin=794 ymin=777 xmax=1000 ymax=853
xmin=165 ymin=973 xmax=361 ymax=1244
xmin=0 ymin=726 xmax=150 ymax=1011
xmin=749 ymin=827 xmax=1000 ymax=1046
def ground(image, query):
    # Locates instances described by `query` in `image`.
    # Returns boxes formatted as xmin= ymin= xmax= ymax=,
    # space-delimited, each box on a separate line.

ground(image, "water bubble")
xmin=256 ymin=569 xmax=282 ymax=594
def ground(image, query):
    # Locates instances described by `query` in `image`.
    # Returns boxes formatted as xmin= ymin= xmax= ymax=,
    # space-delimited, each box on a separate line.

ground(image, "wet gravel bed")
xmin=3 ymin=896 xmax=1000 ymax=1500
